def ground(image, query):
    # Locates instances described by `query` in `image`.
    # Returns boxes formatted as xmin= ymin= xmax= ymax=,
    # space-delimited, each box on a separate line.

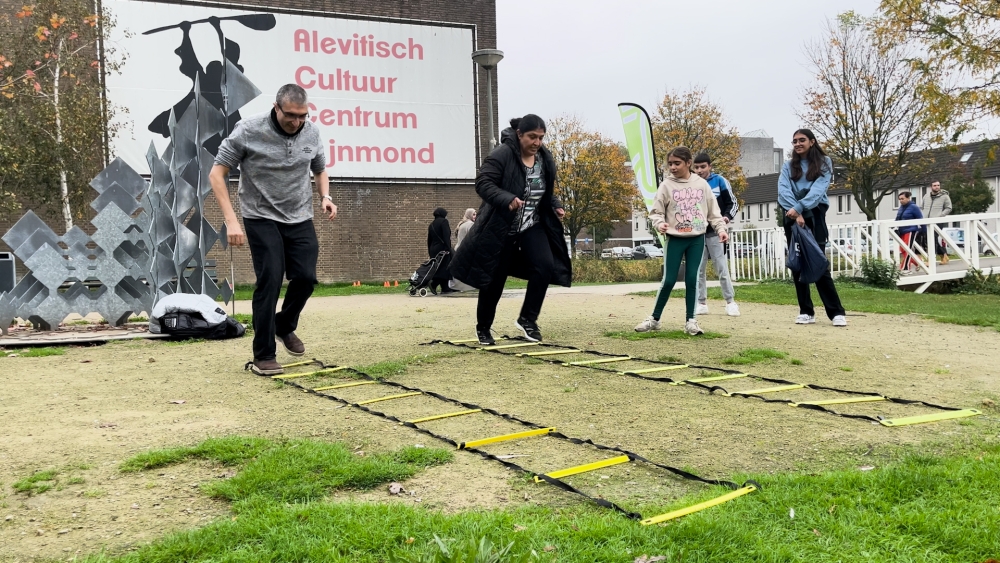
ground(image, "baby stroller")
xmin=408 ymin=250 xmax=449 ymax=296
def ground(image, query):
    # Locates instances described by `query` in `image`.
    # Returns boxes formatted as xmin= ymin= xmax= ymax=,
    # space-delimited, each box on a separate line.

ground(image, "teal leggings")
xmin=652 ymin=234 xmax=704 ymax=321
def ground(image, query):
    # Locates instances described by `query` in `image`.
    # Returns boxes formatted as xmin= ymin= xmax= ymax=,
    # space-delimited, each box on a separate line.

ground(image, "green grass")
xmin=81 ymin=443 xmax=1000 ymax=562
xmin=603 ymin=330 xmax=728 ymax=341
xmin=721 ymin=348 xmax=788 ymax=365
xmin=2 ymin=346 xmax=66 ymax=358
xmin=232 ymin=282 xmax=410 ymax=301
xmin=839 ymin=366 xmax=853 ymax=372
xmin=790 ymin=359 xmax=804 ymax=366
xmin=120 ymin=436 xmax=452 ymax=505
xmin=12 ymin=469 xmax=58 ymax=496
xmin=646 ymin=279 xmax=1000 ymax=331
xmin=228 ymin=279 xmax=655 ymax=302
xmin=356 ymin=350 xmax=469 ymax=380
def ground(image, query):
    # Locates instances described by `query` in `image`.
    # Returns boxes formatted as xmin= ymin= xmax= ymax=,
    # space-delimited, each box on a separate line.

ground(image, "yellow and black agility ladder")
xmin=250 ymin=359 xmax=759 ymax=525
xmin=427 ymin=337 xmax=982 ymax=428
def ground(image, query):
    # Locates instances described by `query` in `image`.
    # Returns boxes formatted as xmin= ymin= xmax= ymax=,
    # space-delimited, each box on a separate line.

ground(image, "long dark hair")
xmin=510 ymin=114 xmax=546 ymax=134
xmin=790 ymin=129 xmax=830 ymax=182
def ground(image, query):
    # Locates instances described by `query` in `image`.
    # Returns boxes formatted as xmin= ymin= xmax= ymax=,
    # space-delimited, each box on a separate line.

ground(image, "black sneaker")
xmin=516 ymin=317 xmax=542 ymax=342
xmin=476 ymin=328 xmax=495 ymax=346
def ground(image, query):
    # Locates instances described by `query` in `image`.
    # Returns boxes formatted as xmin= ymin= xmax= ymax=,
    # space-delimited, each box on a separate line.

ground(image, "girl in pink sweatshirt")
xmin=634 ymin=147 xmax=728 ymax=335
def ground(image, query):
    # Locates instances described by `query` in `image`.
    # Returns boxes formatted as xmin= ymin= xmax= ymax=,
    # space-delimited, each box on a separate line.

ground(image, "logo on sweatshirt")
xmin=302 ymin=147 xmax=313 ymax=154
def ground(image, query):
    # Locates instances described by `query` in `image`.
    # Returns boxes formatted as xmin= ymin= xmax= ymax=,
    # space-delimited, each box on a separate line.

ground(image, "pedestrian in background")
xmin=427 ymin=207 xmax=456 ymax=294
xmin=895 ymin=191 xmax=924 ymax=273
xmin=920 ymin=180 xmax=953 ymax=264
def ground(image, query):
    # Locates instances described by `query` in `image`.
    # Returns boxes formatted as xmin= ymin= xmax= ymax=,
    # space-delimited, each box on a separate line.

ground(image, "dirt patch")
xmin=1 ymin=291 xmax=998 ymax=561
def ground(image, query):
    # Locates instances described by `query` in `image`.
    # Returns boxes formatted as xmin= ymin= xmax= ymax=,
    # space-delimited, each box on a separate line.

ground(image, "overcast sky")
xmin=495 ymin=0 xmax=881 ymax=150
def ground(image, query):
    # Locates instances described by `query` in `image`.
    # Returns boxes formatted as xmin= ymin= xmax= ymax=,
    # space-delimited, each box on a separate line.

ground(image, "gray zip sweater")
xmin=215 ymin=110 xmax=326 ymax=224
xmin=920 ymin=189 xmax=952 ymax=219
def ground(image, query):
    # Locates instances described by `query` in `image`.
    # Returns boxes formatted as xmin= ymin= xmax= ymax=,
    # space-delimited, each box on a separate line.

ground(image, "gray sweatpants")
xmin=697 ymin=234 xmax=735 ymax=304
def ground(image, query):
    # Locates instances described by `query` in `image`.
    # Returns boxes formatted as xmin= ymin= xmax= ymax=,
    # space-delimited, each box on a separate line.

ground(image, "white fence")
xmin=726 ymin=212 xmax=1000 ymax=292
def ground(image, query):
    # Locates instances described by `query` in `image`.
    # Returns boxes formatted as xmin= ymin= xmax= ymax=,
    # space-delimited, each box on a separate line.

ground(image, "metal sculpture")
xmin=0 ymin=18 xmax=266 ymax=334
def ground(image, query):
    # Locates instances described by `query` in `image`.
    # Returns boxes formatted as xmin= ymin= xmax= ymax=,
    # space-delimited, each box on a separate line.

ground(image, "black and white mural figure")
xmin=143 ymin=14 xmax=275 ymax=155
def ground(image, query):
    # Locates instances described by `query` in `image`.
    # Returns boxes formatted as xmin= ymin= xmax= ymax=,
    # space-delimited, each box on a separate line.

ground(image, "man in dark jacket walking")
xmin=452 ymin=114 xmax=570 ymax=345
xmin=427 ymin=207 xmax=456 ymax=294
xmin=895 ymin=191 xmax=924 ymax=272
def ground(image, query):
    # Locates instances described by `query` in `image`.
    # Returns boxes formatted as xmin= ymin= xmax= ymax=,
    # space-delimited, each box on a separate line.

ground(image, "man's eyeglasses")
xmin=277 ymin=106 xmax=309 ymax=121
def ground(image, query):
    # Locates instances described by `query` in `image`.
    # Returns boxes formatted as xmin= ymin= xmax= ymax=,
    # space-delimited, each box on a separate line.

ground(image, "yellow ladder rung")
xmin=564 ymin=356 xmax=631 ymax=366
xmin=517 ymin=349 xmax=580 ymax=357
xmin=313 ymin=380 xmax=377 ymax=391
xmin=641 ymin=485 xmax=757 ymax=525
xmin=272 ymin=366 xmax=348 ymax=380
xmin=880 ymin=409 xmax=982 ymax=427
xmin=355 ymin=392 xmax=422 ymax=405
xmin=728 ymin=384 xmax=805 ymax=396
xmin=673 ymin=373 xmax=748 ymax=385
xmin=459 ymin=427 xmax=555 ymax=449
xmin=790 ymin=396 xmax=886 ymax=407
xmin=407 ymin=409 xmax=481 ymax=424
xmin=479 ymin=342 xmax=540 ymax=350
xmin=281 ymin=360 xmax=321 ymax=369
xmin=447 ymin=338 xmax=480 ymax=344
xmin=534 ymin=455 xmax=630 ymax=482
xmin=619 ymin=364 xmax=689 ymax=375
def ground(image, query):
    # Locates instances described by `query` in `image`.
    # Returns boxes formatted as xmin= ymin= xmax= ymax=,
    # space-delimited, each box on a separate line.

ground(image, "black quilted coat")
xmin=451 ymin=130 xmax=572 ymax=289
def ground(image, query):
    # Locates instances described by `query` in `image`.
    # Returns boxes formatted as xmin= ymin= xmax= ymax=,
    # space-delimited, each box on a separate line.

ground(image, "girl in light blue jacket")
xmin=777 ymin=129 xmax=846 ymax=327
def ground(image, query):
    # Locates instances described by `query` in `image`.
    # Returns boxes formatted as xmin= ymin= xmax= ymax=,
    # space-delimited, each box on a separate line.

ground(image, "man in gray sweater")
xmin=210 ymin=84 xmax=337 ymax=376
xmin=920 ymin=180 xmax=953 ymax=264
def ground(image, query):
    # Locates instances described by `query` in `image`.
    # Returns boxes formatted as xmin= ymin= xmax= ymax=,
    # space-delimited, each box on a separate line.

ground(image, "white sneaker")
xmin=634 ymin=315 xmax=661 ymax=332
xmin=725 ymin=302 xmax=741 ymax=317
xmin=795 ymin=314 xmax=816 ymax=324
xmin=684 ymin=318 xmax=704 ymax=336
xmin=832 ymin=315 xmax=847 ymax=327
xmin=695 ymin=303 xmax=709 ymax=315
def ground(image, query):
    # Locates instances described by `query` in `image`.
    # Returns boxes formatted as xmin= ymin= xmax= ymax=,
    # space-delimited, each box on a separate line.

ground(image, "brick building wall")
xmin=1 ymin=0 xmax=496 ymax=284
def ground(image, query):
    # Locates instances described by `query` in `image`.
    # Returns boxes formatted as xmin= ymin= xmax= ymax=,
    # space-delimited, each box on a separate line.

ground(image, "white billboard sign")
xmin=104 ymin=0 xmax=476 ymax=178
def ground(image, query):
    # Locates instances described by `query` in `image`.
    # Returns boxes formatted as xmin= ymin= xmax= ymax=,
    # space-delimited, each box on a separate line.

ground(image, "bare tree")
xmin=800 ymin=12 xmax=946 ymax=220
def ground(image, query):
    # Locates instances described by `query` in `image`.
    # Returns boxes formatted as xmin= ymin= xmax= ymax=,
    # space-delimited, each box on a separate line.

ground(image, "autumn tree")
xmin=876 ymin=0 xmax=1000 ymax=131
xmin=800 ymin=13 xmax=945 ymax=220
xmin=546 ymin=116 xmax=636 ymax=252
xmin=0 ymin=0 xmax=122 ymax=230
xmin=651 ymin=86 xmax=745 ymax=197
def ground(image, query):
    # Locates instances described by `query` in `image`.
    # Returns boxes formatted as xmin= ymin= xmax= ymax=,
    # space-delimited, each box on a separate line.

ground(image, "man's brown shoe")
xmin=276 ymin=332 xmax=306 ymax=356
xmin=250 ymin=359 xmax=284 ymax=376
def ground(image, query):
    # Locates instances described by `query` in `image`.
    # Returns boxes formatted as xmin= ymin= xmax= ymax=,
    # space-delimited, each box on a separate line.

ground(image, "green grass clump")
xmin=12 ymin=469 xmax=58 ymax=495
xmin=81 ymin=443 xmax=1000 ymax=563
xmin=120 ymin=436 xmax=273 ymax=472
xmin=2 ymin=346 xmax=66 ymax=358
xmin=357 ymin=350 xmax=469 ymax=379
xmin=722 ymin=348 xmax=788 ymax=365
xmin=604 ymin=330 xmax=727 ymax=341
xmin=120 ymin=436 xmax=452 ymax=504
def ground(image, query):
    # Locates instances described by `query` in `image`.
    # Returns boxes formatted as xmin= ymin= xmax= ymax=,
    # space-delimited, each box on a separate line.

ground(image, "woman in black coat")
xmin=426 ymin=207 xmax=455 ymax=294
xmin=451 ymin=114 xmax=571 ymax=345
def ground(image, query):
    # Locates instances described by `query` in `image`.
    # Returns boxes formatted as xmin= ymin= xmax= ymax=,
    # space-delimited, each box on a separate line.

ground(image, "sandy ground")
xmin=1 ymin=286 xmax=998 ymax=561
